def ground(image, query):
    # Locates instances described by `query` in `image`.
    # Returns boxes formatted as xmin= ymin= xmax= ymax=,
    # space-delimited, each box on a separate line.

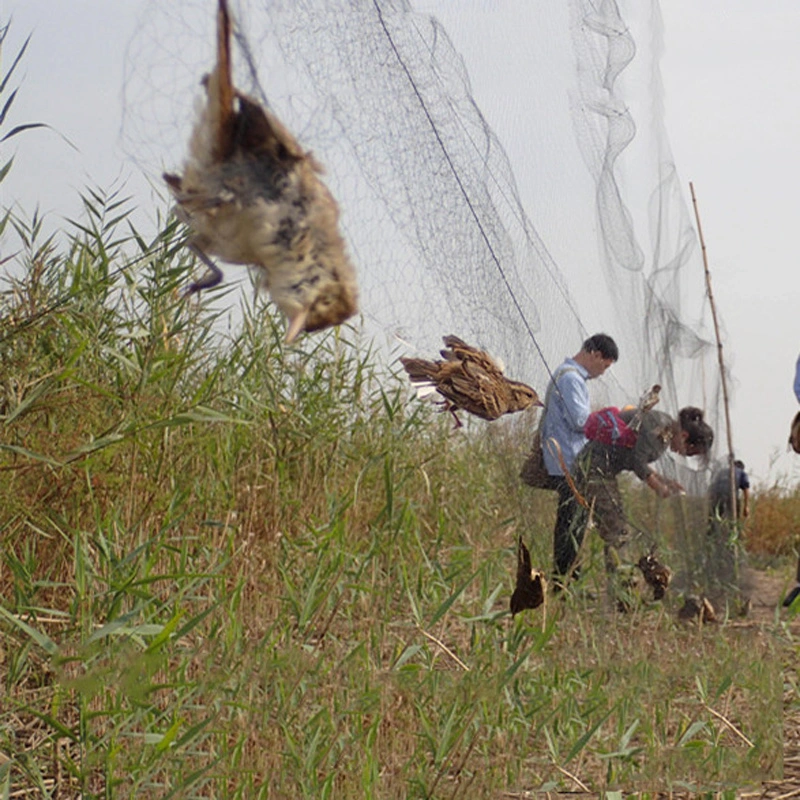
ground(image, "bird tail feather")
xmin=400 ymin=357 xmax=438 ymax=383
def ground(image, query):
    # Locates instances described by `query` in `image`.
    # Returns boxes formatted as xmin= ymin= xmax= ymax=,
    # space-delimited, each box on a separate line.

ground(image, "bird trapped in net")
xmin=636 ymin=553 xmax=672 ymax=601
xmin=678 ymin=595 xmax=717 ymax=624
xmin=401 ymin=335 xmax=542 ymax=428
xmin=510 ymin=537 xmax=546 ymax=615
xmin=163 ymin=0 xmax=358 ymax=343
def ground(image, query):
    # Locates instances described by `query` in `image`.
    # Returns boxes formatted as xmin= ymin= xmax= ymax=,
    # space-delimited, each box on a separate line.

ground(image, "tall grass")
xmin=746 ymin=483 xmax=800 ymax=558
xmin=0 ymin=194 xmax=788 ymax=798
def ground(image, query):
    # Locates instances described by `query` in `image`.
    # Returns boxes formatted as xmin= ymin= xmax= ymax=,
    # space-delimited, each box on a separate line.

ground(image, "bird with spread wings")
xmin=401 ymin=335 xmax=542 ymax=427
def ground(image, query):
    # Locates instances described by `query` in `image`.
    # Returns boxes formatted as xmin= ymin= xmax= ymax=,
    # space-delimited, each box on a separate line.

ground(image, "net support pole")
xmin=689 ymin=181 xmax=737 ymax=522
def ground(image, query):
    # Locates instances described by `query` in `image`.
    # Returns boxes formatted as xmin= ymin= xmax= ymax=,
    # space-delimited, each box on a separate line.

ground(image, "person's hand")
xmin=662 ymin=477 xmax=686 ymax=496
xmin=647 ymin=473 xmax=679 ymax=498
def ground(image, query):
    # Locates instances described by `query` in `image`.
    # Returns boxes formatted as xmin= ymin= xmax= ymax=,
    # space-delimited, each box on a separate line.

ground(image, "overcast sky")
xmin=659 ymin=2 xmax=800 ymax=486
xmin=3 ymin=0 xmax=799 ymax=485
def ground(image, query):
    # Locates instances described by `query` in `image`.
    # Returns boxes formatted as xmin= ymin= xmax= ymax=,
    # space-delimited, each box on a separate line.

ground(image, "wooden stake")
xmin=689 ymin=182 xmax=737 ymax=521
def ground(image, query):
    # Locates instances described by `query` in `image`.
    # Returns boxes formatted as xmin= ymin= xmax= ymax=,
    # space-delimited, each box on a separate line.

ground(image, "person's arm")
xmin=631 ymin=421 xmax=682 ymax=495
xmin=741 ymin=487 xmax=750 ymax=518
xmin=645 ymin=472 xmax=673 ymax=498
xmin=645 ymin=471 xmax=685 ymax=498
xmin=557 ymin=372 xmax=590 ymax=432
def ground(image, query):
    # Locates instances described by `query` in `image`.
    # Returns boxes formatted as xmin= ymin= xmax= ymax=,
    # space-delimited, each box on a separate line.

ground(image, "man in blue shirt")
xmin=540 ymin=333 xmax=619 ymax=588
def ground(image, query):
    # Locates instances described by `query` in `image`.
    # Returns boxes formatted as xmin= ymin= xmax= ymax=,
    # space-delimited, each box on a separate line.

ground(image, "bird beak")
xmin=284 ymin=308 xmax=308 ymax=344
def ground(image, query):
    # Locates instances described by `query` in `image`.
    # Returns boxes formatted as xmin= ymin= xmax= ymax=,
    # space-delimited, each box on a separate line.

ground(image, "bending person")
xmin=574 ymin=406 xmax=714 ymax=602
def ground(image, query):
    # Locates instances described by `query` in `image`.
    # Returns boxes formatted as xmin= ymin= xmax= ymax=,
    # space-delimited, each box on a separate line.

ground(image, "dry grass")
xmin=0 ymin=205 xmax=794 ymax=798
xmin=746 ymin=485 xmax=800 ymax=557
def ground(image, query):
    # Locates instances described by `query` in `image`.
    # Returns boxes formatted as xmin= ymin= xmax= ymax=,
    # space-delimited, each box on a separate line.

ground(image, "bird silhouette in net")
xmin=163 ymin=0 xmax=358 ymax=343
xmin=678 ymin=595 xmax=716 ymax=624
xmin=400 ymin=335 xmax=542 ymax=428
xmin=510 ymin=537 xmax=546 ymax=615
xmin=636 ymin=552 xmax=671 ymax=601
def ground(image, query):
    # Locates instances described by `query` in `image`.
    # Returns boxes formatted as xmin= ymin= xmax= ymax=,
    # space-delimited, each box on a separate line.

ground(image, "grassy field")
xmin=0 ymin=199 xmax=797 ymax=799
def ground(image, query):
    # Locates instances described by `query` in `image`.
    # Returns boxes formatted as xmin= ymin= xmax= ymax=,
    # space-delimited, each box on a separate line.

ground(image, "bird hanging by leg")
xmin=164 ymin=0 xmax=358 ymax=343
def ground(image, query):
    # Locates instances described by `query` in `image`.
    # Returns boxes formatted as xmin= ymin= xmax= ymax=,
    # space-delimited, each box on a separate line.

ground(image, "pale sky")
xmin=3 ymin=0 xmax=799 ymax=485
xmin=658 ymin=2 xmax=800 ymax=486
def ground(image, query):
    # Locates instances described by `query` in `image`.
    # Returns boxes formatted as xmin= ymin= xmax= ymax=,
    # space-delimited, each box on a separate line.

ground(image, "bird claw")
xmin=182 ymin=245 xmax=224 ymax=297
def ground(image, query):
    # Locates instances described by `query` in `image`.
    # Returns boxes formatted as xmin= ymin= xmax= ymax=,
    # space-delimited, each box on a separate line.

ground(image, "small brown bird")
xmin=638 ymin=384 xmax=662 ymax=414
xmin=626 ymin=384 xmax=662 ymax=431
xmin=510 ymin=537 xmax=546 ymax=615
xmin=401 ymin=335 xmax=542 ymax=427
xmin=164 ymin=0 xmax=358 ymax=343
xmin=637 ymin=552 xmax=671 ymax=601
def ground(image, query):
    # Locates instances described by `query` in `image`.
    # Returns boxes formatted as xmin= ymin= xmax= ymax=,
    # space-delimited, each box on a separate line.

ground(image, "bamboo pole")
xmin=689 ymin=182 xmax=737 ymax=522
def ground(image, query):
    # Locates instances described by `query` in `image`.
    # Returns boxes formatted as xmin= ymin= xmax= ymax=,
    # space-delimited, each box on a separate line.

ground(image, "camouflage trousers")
xmin=583 ymin=474 xmax=630 ymax=576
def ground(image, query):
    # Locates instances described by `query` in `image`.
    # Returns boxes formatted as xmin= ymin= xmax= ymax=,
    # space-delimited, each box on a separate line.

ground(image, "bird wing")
xmin=516 ymin=537 xmax=532 ymax=584
xmin=441 ymin=335 xmax=504 ymax=376
xmin=638 ymin=383 xmax=662 ymax=413
xmin=448 ymin=366 xmax=508 ymax=420
xmin=209 ymin=0 xmax=236 ymax=162
xmin=403 ymin=341 xmax=523 ymax=421
xmin=441 ymin=334 xmax=470 ymax=353
xmin=511 ymin=537 xmax=545 ymax=614
xmin=195 ymin=1 xmax=309 ymax=176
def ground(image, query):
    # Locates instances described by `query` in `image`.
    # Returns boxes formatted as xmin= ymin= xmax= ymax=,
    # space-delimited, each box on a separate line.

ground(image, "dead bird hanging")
xmin=510 ymin=536 xmax=546 ymax=615
xmin=164 ymin=0 xmax=358 ymax=343
xmin=401 ymin=335 xmax=542 ymax=427
xmin=636 ymin=552 xmax=671 ymax=601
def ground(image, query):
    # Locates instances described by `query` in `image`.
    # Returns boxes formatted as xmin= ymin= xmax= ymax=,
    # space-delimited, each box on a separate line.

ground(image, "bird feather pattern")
xmin=164 ymin=0 xmax=358 ymax=342
xmin=401 ymin=335 xmax=542 ymax=427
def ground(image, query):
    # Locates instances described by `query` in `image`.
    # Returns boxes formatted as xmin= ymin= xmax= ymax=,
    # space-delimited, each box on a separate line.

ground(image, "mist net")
xmin=121 ymin=0 xmax=738 ymax=603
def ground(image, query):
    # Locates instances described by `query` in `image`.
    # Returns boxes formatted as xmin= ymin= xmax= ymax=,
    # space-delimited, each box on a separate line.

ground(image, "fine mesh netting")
xmin=121 ymin=0 xmax=737 ymax=601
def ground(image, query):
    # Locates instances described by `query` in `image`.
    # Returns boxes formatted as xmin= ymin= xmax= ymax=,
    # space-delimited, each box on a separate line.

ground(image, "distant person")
xmin=783 ymin=353 xmax=800 ymax=608
xmin=539 ymin=334 xmax=619 ymax=589
xmin=708 ymin=459 xmax=751 ymax=524
xmin=707 ymin=458 xmax=750 ymax=599
xmin=574 ymin=406 xmax=715 ymax=603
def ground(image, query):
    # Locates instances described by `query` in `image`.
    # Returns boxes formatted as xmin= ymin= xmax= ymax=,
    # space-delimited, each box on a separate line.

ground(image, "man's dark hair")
xmin=734 ymin=459 xmax=745 ymax=470
xmin=582 ymin=333 xmax=619 ymax=362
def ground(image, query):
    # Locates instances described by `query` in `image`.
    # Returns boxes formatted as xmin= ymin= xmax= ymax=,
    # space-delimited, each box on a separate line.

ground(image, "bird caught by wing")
xmin=636 ymin=552 xmax=671 ymax=601
xmin=510 ymin=537 xmax=546 ymax=615
xmin=638 ymin=384 xmax=662 ymax=414
xmin=163 ymin=0 xmax=358 ymax=343
xmin=400 ymin=335 xmax=542 ymax=427
xmin=627 ymin=384 xmax=662 ymax=432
